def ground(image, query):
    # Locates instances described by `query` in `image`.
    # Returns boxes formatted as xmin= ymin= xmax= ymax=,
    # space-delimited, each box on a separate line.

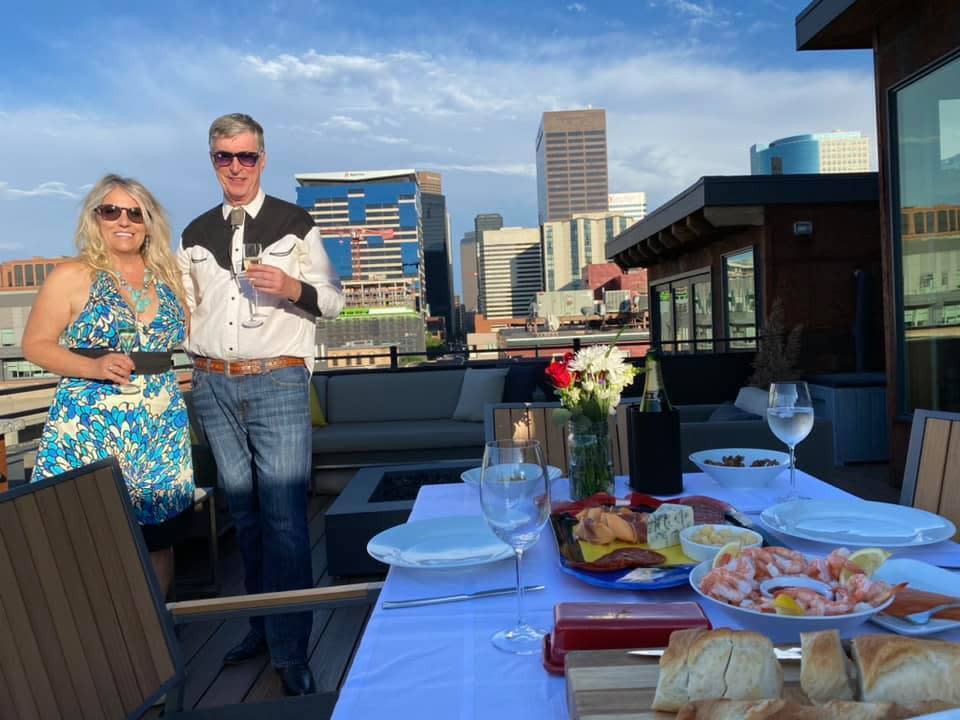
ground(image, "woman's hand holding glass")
xmin=96 ymin=352 xmax=135 ymax=387
xmin=479 ymin=439 xmax=551 ymax=655
xmin=115 ymin=322 xmax=140 ymax=394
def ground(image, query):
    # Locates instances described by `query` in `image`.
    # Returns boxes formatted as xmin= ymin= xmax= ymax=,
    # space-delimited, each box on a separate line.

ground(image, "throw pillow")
xmin=452 ymin=368 xmax=509 ymax=422
xmin=708 ymin=402 xmax=759 ymax=422
xmin=734 ymin=386 xmax=769 ymax=417
xmin=310 ymin=380 xmax=327 ymax=427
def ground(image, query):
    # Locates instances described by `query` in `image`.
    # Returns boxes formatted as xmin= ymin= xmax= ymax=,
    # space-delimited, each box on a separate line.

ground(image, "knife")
xmin=725 ymin=507 xmax=780 ymax=548
xmin=381 ymin=585 xmax=545 ymax=610
xmin=629 ymin=646 xmax=803 ymax=661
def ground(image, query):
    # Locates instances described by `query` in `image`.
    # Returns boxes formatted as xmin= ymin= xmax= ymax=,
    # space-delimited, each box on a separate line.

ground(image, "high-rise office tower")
xmin=460 ymin=231 xmax=479 ymax=313
xmin=477 ymin=227 xmax=543 ymax=319
xmin=473 ymin=213 xmax=503 ymax=316
xmin=607 ymin=192 xmax=647 ymax=222
xmin=541 ymin=213 xmax=635 ymax=291
xmin=536 ymin=109 xmax=609 ymax=224
xmin=417 ymin=170 xmax=453 ymax=334
xmin=296 ymin=169 xmax=424 ymax=311
xmin=750 ymin=131 xmax=870 ymax=174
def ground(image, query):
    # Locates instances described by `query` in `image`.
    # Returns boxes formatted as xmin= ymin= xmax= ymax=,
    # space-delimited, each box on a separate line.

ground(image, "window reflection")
xmin=725 ymin=248 xmax=757 ymax=350
xmin=895 ymin=54 xmax=960 ymax=412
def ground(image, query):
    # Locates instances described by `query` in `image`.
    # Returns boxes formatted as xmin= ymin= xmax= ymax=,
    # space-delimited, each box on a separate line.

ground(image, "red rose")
xmin=545 ymin=360 xmax=572 ymax=389
xmin=563 ymin=351 xmax=575 ymax=364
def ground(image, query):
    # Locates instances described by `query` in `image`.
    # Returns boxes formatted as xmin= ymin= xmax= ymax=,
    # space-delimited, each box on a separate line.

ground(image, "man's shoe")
xmin=223 ymin=632 xmax=268 ymax=665
xmin=279 ymin=664 xmax=316 ymax=696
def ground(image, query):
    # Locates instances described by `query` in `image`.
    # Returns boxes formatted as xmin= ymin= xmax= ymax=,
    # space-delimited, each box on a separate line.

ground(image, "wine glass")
xmin=116 ymin=321 xmax=139 ymax=395
xmin=479 ymin=439 xmax=551 ymax=654
xmin=241 ymin=242 xmax=263 ymax=328
xmin=767 ymin=381 xmax=814 ymax=502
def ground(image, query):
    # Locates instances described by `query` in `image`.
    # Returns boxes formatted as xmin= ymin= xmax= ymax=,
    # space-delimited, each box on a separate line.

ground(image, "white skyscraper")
xmin=477 ymin=227 xmax=543 ymax=319
xmin=607 ymin=192 xmax=647 ymax=222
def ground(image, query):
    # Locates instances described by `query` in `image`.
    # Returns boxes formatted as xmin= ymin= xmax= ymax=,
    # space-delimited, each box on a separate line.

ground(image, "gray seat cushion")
xmin=313 ymin=419 xmax=484 ymax=454
xmin=326 ymin=371 xmax=465 ymax=423
xmin=708 ymin=402 xmax=760 ymax=422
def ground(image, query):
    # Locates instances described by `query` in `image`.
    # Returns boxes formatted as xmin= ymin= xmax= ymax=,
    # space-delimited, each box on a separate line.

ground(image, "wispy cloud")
xmin=324 ymin=114 xmax=370 ymax=132
xmin=650 ymin=0 xmax=728 ymax=29
xmin=567 ymin=3 xmax=587 ymax=12
xmin=417 ymin=162 xmax=536 ymax=176
xmin=1 ymin=181 xmax=83 ymax=199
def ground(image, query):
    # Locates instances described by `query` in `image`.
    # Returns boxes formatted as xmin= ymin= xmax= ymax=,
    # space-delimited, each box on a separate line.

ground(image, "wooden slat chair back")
xmin=901 ymin=409 xmax=960 ymax=537
xmin=485 ymin=400 xmax=642 ymax=478
xmin=0 ymin=459 xmax=180 ymax=720
xmin=0 ymin=458 xmax=382 ymax=720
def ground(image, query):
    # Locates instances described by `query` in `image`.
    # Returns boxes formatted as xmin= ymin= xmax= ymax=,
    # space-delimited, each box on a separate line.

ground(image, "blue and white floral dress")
xmin=32 ymin=271 xmax=195 ymax=526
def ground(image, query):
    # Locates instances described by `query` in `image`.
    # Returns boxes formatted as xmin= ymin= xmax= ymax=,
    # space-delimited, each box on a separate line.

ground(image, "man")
xmin=178 ymin=113 xmax=343 ymax=696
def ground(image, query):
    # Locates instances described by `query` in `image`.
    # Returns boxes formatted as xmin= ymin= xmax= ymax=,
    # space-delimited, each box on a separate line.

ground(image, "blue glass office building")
xmin=751 ymin=132 xmax=870 ymax=175
xmin=295 ymin=170 xmax=424 ymax=312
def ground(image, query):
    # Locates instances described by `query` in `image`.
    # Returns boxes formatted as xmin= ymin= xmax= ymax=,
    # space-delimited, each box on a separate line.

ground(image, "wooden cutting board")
xmin=564 ymin=648 xmax=808 ymax=719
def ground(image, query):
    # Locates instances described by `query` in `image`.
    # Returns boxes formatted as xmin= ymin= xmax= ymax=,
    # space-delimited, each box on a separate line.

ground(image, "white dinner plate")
xmin=872 ymin=558 xmax=960 ymax=636
xmin=367 ymin=516 xmax=513 ymax=569
xmin=460 ymin=465 xmax=563 ymax=488
xmin=760 ymin=499 xmax=956 ymax=548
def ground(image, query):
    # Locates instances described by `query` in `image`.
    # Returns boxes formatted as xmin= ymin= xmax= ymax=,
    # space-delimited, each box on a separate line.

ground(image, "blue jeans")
xmin=191 ymin=365 xmax=313 ymax=667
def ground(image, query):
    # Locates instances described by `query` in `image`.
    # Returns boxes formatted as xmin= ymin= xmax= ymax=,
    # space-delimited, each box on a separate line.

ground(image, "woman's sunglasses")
xmin=211 ymin=151 xmax=262 ymax=168
xmin=95 ymin=204 xmax=145 ymax=223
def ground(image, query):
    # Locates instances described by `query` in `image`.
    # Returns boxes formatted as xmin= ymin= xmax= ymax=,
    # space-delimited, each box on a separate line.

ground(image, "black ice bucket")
xmin=626 ymin=405 xmax=683 ymax=495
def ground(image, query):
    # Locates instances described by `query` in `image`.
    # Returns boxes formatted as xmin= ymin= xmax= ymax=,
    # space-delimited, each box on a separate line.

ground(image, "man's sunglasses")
xmin=211 ymin=151 xmax=262 ymax=168
xmin=94 ymin=204 xmax=145 ymax=223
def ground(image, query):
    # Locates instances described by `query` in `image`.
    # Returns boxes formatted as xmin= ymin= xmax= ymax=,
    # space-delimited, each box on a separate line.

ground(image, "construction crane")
xmin=320 ymin=226 xmax=395 ymax=280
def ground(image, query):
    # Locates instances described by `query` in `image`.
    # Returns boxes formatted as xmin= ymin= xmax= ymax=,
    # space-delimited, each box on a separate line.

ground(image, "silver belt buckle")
xmin=223 ymin=360 xmax=234 ymax=377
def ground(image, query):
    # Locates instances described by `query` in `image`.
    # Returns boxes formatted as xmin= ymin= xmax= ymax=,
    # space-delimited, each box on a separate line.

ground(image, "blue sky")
xmin=0 ymin=0 xmax=875 ymax=293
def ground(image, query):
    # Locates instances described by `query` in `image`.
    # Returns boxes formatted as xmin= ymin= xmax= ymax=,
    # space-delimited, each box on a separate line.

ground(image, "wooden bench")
xmin=901 ymin=409 xmax=960 ymax=537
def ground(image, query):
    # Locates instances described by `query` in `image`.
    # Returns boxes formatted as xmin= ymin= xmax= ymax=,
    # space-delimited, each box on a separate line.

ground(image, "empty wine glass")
xmin=241 ymin=242 xmax=263 ymax=328
xmin=479 ymin=439 xmax=551 ymax=654
xmin=767 ymin=381 xmax=814 ymax=501
xmin=116 ymin=321 xmax=139 ymax=395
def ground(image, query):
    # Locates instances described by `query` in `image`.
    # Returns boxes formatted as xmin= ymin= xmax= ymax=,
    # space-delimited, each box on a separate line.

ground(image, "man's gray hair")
xmin=208 ymin=113 xmax=265 ymax=152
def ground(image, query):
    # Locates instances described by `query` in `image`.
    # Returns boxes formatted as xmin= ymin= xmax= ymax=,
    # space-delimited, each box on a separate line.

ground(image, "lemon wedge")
xmin=712 ymin=540 xmax=744 ymax=569
xmin=840 ymin=548 xmax=892 ymax=584
xmin=773 ymin=594 xmax=805 ymax=616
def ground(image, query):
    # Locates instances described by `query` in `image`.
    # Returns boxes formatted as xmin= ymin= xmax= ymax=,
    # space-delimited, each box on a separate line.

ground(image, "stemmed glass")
xmin=767 ymin=381 xmax=814 ymax=502
xmin=241 ymin=242 xmax=263 ymax=328
xmin=116 ymin=321 xmax=139 ymax=395
xmin=479 ymin=439 xmax=551 ymax=655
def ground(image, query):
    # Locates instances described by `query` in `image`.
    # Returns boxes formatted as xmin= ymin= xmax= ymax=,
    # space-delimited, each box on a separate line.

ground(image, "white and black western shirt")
xmin=178 ymin=190 xmax=344 ymax=366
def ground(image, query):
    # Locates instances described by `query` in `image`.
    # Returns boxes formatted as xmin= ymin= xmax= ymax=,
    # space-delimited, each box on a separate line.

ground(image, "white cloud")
xmin=567 ymin=3 xmax=587 ymax=12
xmin=324 ymin=114 xmax=370 ymax=132
xmin=417 ymin=162 xmax=536 ymax=177
xmin=1 ymin=181 xmax=84 ymax=199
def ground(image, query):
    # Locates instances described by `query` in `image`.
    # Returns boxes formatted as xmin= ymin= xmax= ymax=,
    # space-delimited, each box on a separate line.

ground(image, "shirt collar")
xmin=220 ymin=188 xmax=266 ymax=221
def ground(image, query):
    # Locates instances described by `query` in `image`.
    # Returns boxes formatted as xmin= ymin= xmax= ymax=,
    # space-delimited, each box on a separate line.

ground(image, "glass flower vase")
xmin=567 ymin=418 xmax=615 ymax=500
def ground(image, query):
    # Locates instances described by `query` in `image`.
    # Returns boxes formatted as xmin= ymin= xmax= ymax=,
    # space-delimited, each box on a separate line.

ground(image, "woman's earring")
xmin=142 ymin=236 xmax=151 ymax=253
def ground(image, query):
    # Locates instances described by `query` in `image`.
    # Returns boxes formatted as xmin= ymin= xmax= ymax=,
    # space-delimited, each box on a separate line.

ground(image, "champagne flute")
xmin=116 ymin=321 xmax=139 ymax=395
xmin=767 ymin=381 xmax=814 ymax=502
xmin=479 ymin=439 xmax=551 ymax=654
xmin=241 ymin=242 xmax=264 ymax=328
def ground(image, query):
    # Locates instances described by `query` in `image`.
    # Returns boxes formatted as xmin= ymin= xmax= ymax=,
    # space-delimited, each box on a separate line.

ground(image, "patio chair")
xmin=901 ymin=409 xmax=960 ymax=535
xmin=0 ymin=457 xmax=382 ymax=720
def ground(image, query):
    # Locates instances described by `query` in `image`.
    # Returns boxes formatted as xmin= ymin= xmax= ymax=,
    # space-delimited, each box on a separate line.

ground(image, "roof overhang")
xmin=607 ymin=173 xmax=878 ymax=269
xmin=796 ymin=0 xmax=904 ymax=51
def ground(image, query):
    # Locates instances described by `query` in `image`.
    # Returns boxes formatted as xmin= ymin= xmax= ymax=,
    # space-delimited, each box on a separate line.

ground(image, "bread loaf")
xmin=799 ymin=630 xmax=854 ymax=703
xmin=677 ymin=698 xmax=957 ymax=720
xmin=852 ymin=635 xmax=960 ymax=705
xmin=652 ymin=629 xmax=782 ymax=712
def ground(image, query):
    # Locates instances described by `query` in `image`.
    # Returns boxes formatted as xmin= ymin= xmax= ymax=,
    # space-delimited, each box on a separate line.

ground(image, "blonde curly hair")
xmin=75 ymin=174 xmax=186 ymax=309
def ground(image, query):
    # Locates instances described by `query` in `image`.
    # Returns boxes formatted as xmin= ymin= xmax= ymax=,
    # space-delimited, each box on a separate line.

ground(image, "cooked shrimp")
xmin=743 ymin=547 xmax=808 ymax=579
xmin=715 ymin=553 xmax=757 ymax=582
xmin=701 ymin=568 xmax=754 ymax=604
xmin=775 ymin=588 xmax=853 ymax=616
xmin=836 ymin=575 xmax=905 ymax=606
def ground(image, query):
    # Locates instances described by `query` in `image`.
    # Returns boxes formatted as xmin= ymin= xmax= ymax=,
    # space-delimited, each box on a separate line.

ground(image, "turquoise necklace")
xmin=116 ymin=268 xmax=155 ymax=315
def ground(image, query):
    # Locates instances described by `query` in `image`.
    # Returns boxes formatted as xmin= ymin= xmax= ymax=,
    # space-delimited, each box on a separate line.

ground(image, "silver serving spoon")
xmin=902 ymin=602 xmax=960 ymax=625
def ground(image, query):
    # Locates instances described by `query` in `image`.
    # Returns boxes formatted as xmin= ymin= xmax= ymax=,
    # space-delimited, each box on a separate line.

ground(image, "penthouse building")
xmin=751 ymin=132 xmax=870 ymax=175
xmin=536 ymin=109 xmax=609 ymax=224
xmin=608 ymin=192 xmax=648 ymax=222
xmin=0 ymin=257 xmax=71 ymax=288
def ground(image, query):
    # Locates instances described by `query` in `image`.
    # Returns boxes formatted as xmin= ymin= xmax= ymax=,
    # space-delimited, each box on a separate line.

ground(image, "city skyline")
xmin=0 ymin=1 xmax=876 ymax=296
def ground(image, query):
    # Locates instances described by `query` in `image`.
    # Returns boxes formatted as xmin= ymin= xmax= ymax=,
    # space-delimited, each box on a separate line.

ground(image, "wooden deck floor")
xmin=144 ymin=494 xmax=382 ymax=717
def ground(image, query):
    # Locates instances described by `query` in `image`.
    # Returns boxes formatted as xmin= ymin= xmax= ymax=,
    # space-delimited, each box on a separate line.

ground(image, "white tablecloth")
xmin=332 ymin=472 xmax=960 ymax=720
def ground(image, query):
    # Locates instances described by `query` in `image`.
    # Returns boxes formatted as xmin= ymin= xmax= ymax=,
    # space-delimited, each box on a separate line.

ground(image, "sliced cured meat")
xmin=568 ymin=547 xmax=666 ymax=572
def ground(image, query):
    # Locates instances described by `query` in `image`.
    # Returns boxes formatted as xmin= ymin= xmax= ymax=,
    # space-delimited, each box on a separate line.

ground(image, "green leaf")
xmin=551 ymin=408 xmax=572 ymax=426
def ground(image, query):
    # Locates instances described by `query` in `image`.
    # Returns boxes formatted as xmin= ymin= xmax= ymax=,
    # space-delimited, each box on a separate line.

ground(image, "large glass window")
xmin=724 ymin=248 xmax=757 ymax=350
xmin=894 ymin=54 xmax=960 ymax=413
xmin=656 ymin=286 xmax=674 ymax=353
xmin=653 ymin=272 xmax=711 ymax=354
xmin=694 ymin=279 xmax=713 ymax=352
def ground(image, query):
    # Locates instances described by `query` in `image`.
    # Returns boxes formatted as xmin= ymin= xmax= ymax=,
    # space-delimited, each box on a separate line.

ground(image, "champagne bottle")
xmin=639 ymin=350 xmax=673 ymax=413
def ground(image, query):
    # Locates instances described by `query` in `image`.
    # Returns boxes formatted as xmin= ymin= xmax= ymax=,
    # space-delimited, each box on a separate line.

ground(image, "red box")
xmin=542 ymin=602 xmax=711 ymax=674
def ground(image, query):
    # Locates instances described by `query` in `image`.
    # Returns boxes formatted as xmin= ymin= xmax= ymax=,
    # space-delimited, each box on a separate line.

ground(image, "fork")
xmin=903 ymin=602 xmax=960 ymax=625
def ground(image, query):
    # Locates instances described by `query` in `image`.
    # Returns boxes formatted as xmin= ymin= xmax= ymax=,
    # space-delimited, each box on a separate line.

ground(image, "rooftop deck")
xmin=144 ymin=491 xmax=383 ymax=717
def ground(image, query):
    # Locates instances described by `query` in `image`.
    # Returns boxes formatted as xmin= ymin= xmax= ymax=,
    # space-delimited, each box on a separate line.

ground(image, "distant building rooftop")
xmin=296 ymin=169 xmax=417 ymax=185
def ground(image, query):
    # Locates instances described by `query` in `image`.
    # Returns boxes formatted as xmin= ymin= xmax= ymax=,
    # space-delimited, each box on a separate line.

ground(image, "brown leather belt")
xmin=193 ymin=356 xmax=304 ymax=376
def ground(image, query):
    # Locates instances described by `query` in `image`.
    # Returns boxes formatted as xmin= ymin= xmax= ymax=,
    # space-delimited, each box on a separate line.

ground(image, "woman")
xmin=23 ymin=174 xmax=194 ymax=597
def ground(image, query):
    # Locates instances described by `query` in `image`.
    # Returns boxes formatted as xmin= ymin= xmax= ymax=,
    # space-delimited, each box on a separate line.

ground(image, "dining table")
xmin=331 ymin=470 xmax=960 ymax=720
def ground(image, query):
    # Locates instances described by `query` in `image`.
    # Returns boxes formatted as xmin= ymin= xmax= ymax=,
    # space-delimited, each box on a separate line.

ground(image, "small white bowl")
xmin=689 ymin=448 xmax=791 ymax=488
xmin=679 ymin=524 xmax=762 ymax=563
xmin=460 ymin=465 xmax=563 ymax=488
xmin=689 ymin=558 xmax=894 ymax=643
